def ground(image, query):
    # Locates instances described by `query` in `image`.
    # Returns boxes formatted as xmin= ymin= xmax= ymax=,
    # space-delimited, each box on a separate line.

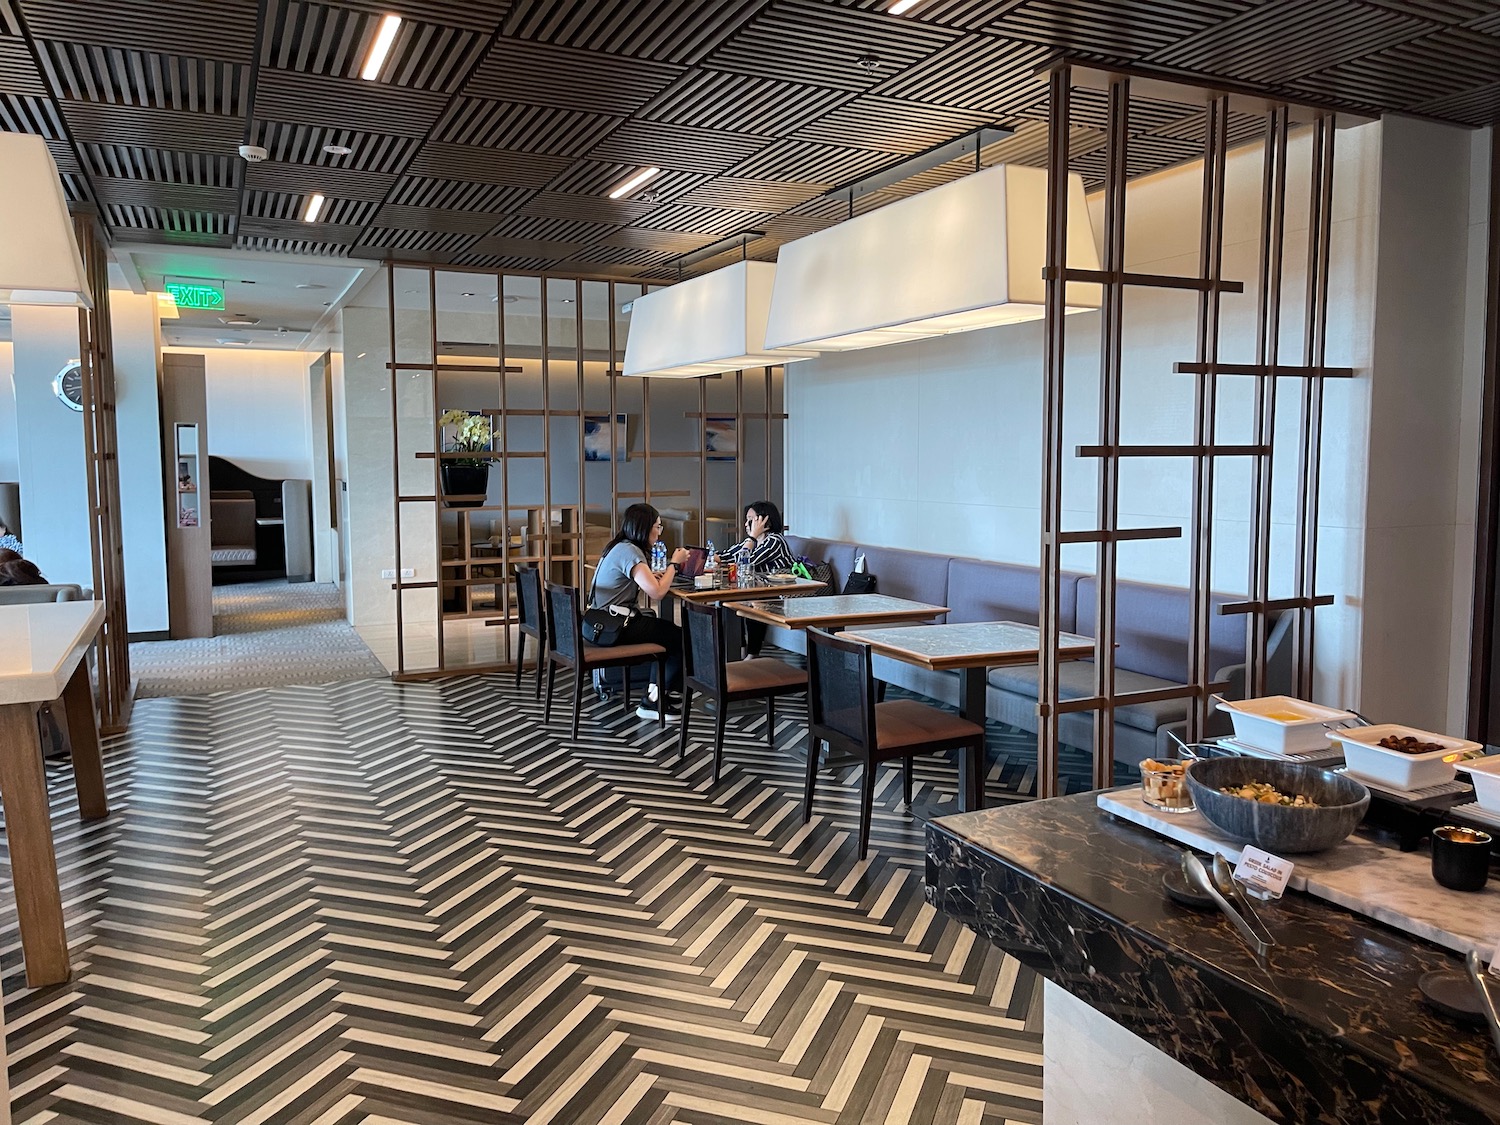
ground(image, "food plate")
xmin=1330 ymin=724 xmax=1480 ymax=792
xmin=1215 ymin=696 xmax=1356 ymax=755
xmin=1462 ymin=756 xmax=1500 ymax=815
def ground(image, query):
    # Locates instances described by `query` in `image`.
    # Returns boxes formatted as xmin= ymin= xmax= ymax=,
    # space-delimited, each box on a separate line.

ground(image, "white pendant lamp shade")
xmin=0 ymin=133 xmax=92 ymax=309
xmin=763 ymin=163 xmax=1100 ymax=352
xmin=621 ymin=260 xmax=819 ymax=378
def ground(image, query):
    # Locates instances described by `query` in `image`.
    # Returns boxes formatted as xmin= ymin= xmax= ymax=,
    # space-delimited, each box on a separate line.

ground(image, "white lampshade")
xmin=622 ymin=260 xmax=819 ymax=378
xmin=764 ymin=163 xmax=1100 ymax=352
xmin=0 ymin=134 xmax=93 ymax=310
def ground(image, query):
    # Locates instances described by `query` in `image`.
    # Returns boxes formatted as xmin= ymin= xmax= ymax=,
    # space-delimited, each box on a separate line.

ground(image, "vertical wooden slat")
xmin=1467 ymin=132 xmax=1500 ymax=742
xmin=1038 ymin=64 xmax=1072 ymax=799
xmin=1188 ymin=96 xmax=1230 ymax=740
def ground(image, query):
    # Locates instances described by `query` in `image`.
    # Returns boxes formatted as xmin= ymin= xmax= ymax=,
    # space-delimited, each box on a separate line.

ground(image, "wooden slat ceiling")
xmin=1 ymin=0 xmax=1498 ymax=275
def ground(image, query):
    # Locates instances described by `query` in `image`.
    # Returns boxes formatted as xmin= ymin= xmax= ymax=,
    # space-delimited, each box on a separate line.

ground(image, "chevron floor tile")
xmin=1 ymin=672 xmax=1048 ymax=1124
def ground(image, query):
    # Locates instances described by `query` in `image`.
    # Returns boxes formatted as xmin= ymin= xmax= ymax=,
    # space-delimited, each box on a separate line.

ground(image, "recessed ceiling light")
xmin=856 ymin=53 xmax=882 ymax=72
xmin=216 ymin=337 xmax=250 ymax=345
xmin=303 ymin=192 xmax=326 ymax=222
xmin=239 ymin=279 xmax=256 ymax=284
xmin=607 ymin=166 xmax=661 ymax=200
xmin=461 ymin=291 xmax=476 ymax=297
xmin=888 ymin=0 xmax=921 ymax=12
xmin=296 ymin=283 xmax=327 ymax=290
xmin=361 ymin=13 xmax=402 ymax=80
xmin=219 ymin=314 xmax=260 ymax=326
xmin=561 ymin=297 xmax=576 ymax=304
xmin=323 ymin=144 xmax=353 ymax=156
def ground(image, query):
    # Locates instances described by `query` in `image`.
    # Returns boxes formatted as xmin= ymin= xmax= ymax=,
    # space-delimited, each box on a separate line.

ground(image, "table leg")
xmin=61 ymin=661 xmax=108 ymax=821
xmin=958 ymin=667 xmax=988 ymax=813
xmin=0 ymin=702 xmax=72 ymax=987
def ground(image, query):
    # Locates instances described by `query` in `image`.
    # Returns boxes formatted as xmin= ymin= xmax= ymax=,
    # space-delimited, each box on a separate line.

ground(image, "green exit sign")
xmin=165 ymin=281 xmax=225 ymax=311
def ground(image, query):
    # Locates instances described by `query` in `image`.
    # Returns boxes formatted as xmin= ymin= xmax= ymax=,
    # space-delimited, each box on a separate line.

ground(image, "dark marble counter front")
xmin=926 ymin=793 xmax=1500 ymax=1125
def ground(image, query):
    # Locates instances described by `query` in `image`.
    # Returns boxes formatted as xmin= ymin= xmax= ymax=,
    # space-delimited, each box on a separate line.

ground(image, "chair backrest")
xmin=0 ymin=584 xmax=85 ymax=604
xmin=544 ymin=581 xmax=582 ymax=663
xmin=681 ymin=598 xmax=726 ymax=693
xmin=516 ymin=566 xmax=544 ymax=637
xmin=807 ymin=627 xmax=875 ymax=754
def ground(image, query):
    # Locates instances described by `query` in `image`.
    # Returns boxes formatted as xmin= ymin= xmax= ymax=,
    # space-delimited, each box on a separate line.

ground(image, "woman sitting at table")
xmin=728 ymin=500 xmax=796 ymax=657
xmin=592 ymin=502 xmax=689 ymax=721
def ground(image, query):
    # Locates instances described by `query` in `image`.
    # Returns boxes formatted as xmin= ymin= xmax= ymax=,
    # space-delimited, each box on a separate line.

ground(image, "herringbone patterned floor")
xmin=1 ymin=673 xmax=1044 ymax=1124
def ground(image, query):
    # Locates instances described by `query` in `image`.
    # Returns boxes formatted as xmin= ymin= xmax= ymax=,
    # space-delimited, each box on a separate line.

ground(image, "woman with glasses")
xmin=592 ymin=502 xmax=689 ymax=720
xmin=728 ymin=500 xmax=795 ymax=656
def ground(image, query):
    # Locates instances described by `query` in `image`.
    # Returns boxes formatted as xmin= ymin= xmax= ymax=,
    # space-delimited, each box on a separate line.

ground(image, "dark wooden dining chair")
xmin=514 ymin=566 xmax=546 ymax=699
xmin=544 ymin=581 xmax=667 ymax=739
xmin=678 ymin=598 xmax=807 ymax=781
xmin=804 ymin=627 xmax=986 ymax=857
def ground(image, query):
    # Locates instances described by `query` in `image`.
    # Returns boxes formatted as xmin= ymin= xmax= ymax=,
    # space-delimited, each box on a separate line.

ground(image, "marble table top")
xmin=670 ymin=575 xmax=825 ymax=603
xmin=0 ymin=600 xmax=105 ymax=705
xmin=927 ymin=792 xmax=1500 ymax=1124
xmin=731 ymin=593 xmax=947 ymax=629
xmin=840 ymin=620 xmax=1093 ymax=670
xmin=1098 ymin=786 xmax=1500 ymax=957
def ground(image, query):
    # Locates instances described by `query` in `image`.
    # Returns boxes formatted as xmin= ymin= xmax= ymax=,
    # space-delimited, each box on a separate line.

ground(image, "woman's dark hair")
xmin=605 ymin=503 xmax=660 ymax=555
xmin=745 ymin=500 xmax=784 ymax=535
xmin=0 ymin=547 xmax=20 ymax=565
xmin=0 ymin=559 xmax=46 ymax=586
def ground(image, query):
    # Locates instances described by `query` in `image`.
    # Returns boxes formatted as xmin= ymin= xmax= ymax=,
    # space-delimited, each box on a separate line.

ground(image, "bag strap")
xmin=588 ymin=545 xmax=641 ymax=612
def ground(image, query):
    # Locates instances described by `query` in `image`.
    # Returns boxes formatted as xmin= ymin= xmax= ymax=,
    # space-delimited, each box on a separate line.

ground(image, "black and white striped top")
xmin=726 ymin=531 xmax=796 ymax=573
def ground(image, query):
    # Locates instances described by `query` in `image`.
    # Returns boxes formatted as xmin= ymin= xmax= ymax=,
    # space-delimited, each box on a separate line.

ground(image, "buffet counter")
xmin=926 ymin=793 xmax=1500 ymax=1125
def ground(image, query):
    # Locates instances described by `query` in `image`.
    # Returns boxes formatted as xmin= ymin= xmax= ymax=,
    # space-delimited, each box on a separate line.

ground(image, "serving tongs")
xmin=1181 ymin=852 xmax=1274 ymax=957
xmin=1212 ymin=853 xmax=1278 ymax=949
xmin=1465 ymin=950 xmax=1500 ymax=1061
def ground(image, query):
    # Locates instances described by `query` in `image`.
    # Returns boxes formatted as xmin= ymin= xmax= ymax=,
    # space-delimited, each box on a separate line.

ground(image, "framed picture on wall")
xmin=705 ymin=416 xmax=737 ymax=461
xmin=583 ymin=413 xmax=629 ymax=461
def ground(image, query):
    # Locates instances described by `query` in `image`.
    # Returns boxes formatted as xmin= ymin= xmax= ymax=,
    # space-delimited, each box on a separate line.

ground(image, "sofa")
xmin=769 ymin=535 xmax=1292 ymax=767
xmin=0 ymin=584 xmax=88 ymax=604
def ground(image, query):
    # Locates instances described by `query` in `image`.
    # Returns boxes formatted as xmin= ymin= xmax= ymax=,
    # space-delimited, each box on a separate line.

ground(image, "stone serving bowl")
xmin=1184 ymin=757 xmax=1370 ymax=854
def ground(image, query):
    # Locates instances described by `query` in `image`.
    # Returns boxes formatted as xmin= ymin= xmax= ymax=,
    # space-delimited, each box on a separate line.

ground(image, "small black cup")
xmin=1431 ymin=825 xmax=1493 ymax=892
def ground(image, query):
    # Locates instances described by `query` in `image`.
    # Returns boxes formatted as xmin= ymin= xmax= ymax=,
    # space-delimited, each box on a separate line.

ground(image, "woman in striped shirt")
xmin=730 ymin=500 xmax=795 ymax=656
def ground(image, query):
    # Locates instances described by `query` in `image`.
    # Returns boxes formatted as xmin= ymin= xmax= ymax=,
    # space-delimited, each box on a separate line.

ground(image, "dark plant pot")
xmin=442 ymin=463 xmax=488 ymax=506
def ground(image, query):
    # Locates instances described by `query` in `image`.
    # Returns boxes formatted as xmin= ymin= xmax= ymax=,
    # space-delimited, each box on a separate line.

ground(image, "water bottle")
xmin=706 ymin=540 xmax=717 ymax=570
xmin=652 ymin=541 xmax=666 ymax=573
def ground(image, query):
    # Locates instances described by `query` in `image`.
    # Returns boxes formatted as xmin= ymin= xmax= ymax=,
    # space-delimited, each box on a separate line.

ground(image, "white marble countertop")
xmin=1098 ymin=787 xmax=1500 ymax=957
xmin=841 ymin=620 xmax=1093 ymax=669
xmin=0 ymin=601 xmax=105 ymax=705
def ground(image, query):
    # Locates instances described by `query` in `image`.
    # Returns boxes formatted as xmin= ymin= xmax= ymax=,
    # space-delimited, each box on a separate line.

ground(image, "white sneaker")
xmin=635 ymin=689 xmax=681 ymax=720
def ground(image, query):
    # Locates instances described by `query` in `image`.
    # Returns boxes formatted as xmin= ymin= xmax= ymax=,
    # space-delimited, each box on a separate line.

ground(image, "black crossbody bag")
xmin=582 ymin=565 xmax=638 ymax=646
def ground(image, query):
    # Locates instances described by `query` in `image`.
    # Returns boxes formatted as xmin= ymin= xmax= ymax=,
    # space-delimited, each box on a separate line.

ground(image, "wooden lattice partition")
xmin=72 ymin=212 xmax=131 ymax=734
xmin=1038 ymin=65 xmax=1350 ymax=796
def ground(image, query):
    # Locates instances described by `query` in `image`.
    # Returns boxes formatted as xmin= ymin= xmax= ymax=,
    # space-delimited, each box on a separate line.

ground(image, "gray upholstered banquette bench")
xmin=768 ymin=535 xmax=1290 ymax=767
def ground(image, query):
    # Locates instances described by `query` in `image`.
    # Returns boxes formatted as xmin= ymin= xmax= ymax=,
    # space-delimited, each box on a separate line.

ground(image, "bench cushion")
xmin=946 ymin=558 xmax=1081 ymax=634
xmin=854 ymin=546 xmax=950 ymax=620
xmin=785 ymin=537 xmax=857 ymax=593
xmin=988 ymin=660 xmax=1189 ymax=734
xmin=1076 ymin=578 xmax=1245 ymax=684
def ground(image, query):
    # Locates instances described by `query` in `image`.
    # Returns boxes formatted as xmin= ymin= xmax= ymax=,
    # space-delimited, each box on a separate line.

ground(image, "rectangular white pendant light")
xmin=0 ymin=133 xmax=93 ymax=309
xmin=622 ymin=260 xmax=820 ymax=379
xmin=763 ymin=163 xmax=1100 ymax=352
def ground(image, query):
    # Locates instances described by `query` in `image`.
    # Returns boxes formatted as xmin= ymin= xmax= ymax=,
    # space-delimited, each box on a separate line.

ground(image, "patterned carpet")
xmin=3 ymin=672 xmax=1045 ymax=1125
xmin=129 ymin=581 xmax=388 ymax=699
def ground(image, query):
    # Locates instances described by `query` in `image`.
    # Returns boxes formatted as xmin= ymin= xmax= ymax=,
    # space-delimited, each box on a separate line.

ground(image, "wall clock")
xmin=53 ymin=360 xmax=83 ymax=412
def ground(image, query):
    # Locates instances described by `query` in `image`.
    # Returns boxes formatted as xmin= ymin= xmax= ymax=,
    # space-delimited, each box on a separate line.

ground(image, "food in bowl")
xmin=1141 ymin=758 xmax=1193 ymax=812
xmin=1184 ymin=757 xmax=1369 ymax=854
xmin=1377 ymin=734 xmax=1447 ymax=754
xmin=1219 ymin=780 xmax=1319 ymax=807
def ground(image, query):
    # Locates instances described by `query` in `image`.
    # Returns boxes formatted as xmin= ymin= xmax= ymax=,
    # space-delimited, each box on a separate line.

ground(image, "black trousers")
xmin=744 ymin=619 xmax=768 ymax=657
xmin=616 ymin=612 xmax=683 ymax=693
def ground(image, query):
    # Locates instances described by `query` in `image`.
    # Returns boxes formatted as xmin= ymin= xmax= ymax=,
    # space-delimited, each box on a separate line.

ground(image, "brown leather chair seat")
xmin=874 ymin=700 xmax=985 ymax=751
xmin=724 ymin=657 xmax=807 ymax=693
xmin=583 ymin=641 xmax=665 ymax=664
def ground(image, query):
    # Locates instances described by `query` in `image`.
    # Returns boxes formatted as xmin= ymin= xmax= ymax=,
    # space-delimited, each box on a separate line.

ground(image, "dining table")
xmin=668 ymin=572 xmax=827 ymax=605
xmin=731 ymin=592 xmax=950 ymax=632
xmin=838 ymin=620 xmax=1094 ymax=813
xmin=0 ymin=600 xmax=110 ymax=986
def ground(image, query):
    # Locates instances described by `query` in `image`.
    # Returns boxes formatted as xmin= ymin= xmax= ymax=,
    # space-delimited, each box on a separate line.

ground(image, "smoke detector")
xmin=238 ymin=144 xmax=269 ymax=163
xmin=219 ymin=314 xmax=260 ymax=326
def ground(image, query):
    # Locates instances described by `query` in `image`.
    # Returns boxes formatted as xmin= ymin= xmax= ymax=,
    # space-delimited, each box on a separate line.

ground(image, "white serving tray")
xmin=1098 ymin=787 xmax=1500 ymax=957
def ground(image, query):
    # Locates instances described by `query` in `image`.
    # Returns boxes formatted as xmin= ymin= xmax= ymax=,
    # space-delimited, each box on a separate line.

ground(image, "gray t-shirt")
xmin=592 ymin=541 xmax=646 ymax=609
